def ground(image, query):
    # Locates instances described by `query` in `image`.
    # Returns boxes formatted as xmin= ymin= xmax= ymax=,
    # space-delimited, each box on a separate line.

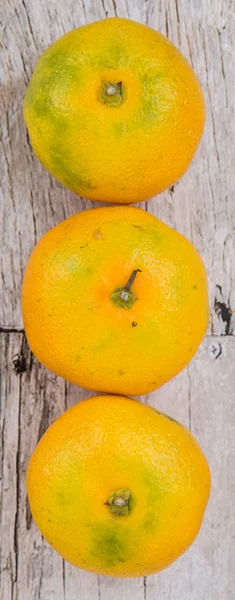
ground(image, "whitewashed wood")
xmin=145 ymin=336 xmax=235 ymax=600
xmin=0 ymin=334 xmax=235 ymax=599
xmin=0 ymin=0 xmax=234 ymax=332
xmin=148 ymin=1 xmax=235 ymax=336
xmin=1 ymin=0 xmax=235 ymax=599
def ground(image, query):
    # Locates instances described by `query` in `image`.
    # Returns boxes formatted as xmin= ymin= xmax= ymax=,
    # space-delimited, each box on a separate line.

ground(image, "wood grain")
xmin=0 ymin=0 xmax=234 ymax=333
xmin=0 ymin=0 xmax=235 ymax=598
xmin=0 ymin=334 xmax=235 ymax=599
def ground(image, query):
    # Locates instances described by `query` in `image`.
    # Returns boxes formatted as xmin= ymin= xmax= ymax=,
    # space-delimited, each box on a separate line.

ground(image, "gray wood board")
xmin=0 ymin=0 xmax=234 ymax=333
xmin=0 ymin=0 xmax=235 ymax=599
xmin=0 ymin=333 xmax=235 ymax=599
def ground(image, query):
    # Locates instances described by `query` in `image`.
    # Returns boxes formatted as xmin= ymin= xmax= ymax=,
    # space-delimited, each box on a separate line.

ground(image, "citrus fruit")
xmin=22 ymin=206 xmax=209 ymax=395
xmin=23 ymin=18 xmax=205 ymax=204
xmin=27 ymin=395 xmax=211 ymax=577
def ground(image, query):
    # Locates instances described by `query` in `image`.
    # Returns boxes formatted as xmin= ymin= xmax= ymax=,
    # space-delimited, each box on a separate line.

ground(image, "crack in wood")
xmin=143 ymin=576 xmax=147 ymax=599
xmin=201 ymin=30 xmax=221 ymax=169
xmin=13 ymin=377 xmax=22 ymax=589
xmin=214 ymin=285 xmax=233 ymax=335
xmin=25 ymin=495 xmax=32 ymax=531
xmin=80 ymin=0 xmax=87 ymax=20
xmin=187 ymin=370 xmax=192 ymax=431
xmin=62 ymin=560 xmax=66 ymax=600
xmin=13 ymin=351 xmax=27 ymax=375
xmin=21 ymin=0 xmax=38 ymax=51
xmin=37 ymin=537 xmax=44 ymax=600
xmin=111 ymin=0 xmax=117 ymax=17
xmin=217 ymin=27 xmax=229 ymax=108
xmin=64 ymin=380 xmax=68 ymax=411
xmin=37 ymin=384 xmax=50 ymax=442
xmin=165 ymin=9 xmax=169 ymax=37
xmin=175 ymin=0 xmax=180 ymax=24
xmin=100 ymin=0 xmax=108 ymax=18
xmin=0 ymin=328 xmax=25 ymax=333
xmin=0 ymin=330 xmax=233 ymax=339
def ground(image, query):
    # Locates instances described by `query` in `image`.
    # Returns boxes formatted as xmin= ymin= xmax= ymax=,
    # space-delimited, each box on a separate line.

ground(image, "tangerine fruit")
xmin=22 ymin=206 xmax=209 ymax=395
xmin=27 ymin=395 xmax=211 ymax=577
xmin=24 ymin=18 xmax=205 ymax=203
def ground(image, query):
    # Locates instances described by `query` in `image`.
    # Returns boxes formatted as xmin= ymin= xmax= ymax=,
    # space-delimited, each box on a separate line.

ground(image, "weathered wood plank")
xmin=148 ymin=1 xmax=235 ymax=336
xmin=145 ymin=335 xmax=235 ymax=600
xmin=0 ymin=0 xmax=234 ymax=332
xmin=1 ymin=0 xmax=235 ymax=598
xmin=0 ymin=334 xmax=21 ymax=600
xmin=0 ymin=333 xmax=234 ymax=599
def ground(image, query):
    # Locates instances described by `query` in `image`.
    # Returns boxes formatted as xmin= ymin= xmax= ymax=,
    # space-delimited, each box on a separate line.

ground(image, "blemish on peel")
xmin=93 ymin=228 xmax=103 ymax=240
xmin=143 ymin=513 xmax=158 ymax=532
xmin=132 ymin=225 xmax=145 ymax=231
xmin=92 ymin=526 xmax=128 ymax=567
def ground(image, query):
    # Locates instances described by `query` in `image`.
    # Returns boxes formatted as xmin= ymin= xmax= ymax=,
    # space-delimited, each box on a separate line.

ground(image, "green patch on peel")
xmin=142 ymin=512 xmax=158 ymax=533
xmin=24 ymin=52 xmax=80 ymax=119
xmin=113 ymin=121 xmax=127 ymax=137
xmin=93 ymin=330 xmax=115 ymax=353
xmin=91 ymin=42 xmax=129 ymax=71
xmin=111 ymin=66 xmax=176 ymax=137
xmin=92 ymin=524 xmax=129 ymax=567
xmin=51 ymin=152 xmax=95 ymax=192
xmin=24 ymin=48 xmax=96 ymax=194
xmin=56 ymin=490 xmax=69 ymax=505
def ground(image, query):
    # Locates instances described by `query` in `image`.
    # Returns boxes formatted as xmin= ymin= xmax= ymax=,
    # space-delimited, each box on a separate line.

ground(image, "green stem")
xmin=105 ymin=488 xmax=131 ymax=516
xmin=100 ymin=81 xmax=123 ymax=107
xmin=110 ymin=269 xmax=142 ymax=310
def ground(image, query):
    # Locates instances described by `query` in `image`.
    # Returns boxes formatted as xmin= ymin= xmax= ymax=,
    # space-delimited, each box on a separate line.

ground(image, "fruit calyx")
xmin=110 ymin=269 xmax=142 ymax=310
xmin=105 ymin=488 xmax=131 ymax=516
xmin=100 ymin=81 xmax=123 ymax=107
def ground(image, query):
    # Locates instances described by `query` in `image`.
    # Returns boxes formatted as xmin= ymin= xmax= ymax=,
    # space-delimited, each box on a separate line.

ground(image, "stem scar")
xmin=110 ymin=270 xmax=142 ymax=310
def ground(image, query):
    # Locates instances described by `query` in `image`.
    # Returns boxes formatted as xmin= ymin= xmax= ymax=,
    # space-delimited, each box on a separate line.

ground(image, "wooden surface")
xmin=0 ymin=1 xmax=234 ymax=599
